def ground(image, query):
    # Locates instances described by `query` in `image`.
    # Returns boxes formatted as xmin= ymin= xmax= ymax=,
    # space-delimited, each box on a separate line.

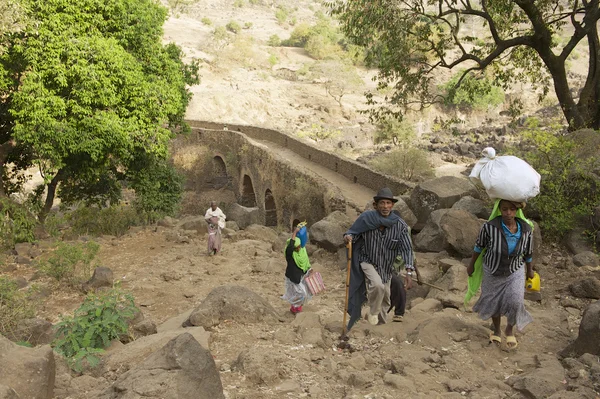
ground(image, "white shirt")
xmin=204 ymin=207 xmax=226 ymax=229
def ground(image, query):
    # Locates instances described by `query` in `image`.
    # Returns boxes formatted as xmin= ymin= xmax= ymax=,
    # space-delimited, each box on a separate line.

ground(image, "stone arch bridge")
xmin=171 ymin=120 xmax=413 ymax=226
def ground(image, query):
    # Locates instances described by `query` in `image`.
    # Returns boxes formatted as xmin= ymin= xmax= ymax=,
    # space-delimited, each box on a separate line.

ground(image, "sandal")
xmin=505 ymin=335 xmax=518 ymax=349
xmin=393 ymin=315 xmax=403 ymax=322
xmin=489 ymin=333 xmax=501 ymax=346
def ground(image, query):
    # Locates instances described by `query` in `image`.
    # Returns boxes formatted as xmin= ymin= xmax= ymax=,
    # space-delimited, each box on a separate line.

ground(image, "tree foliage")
xmin=331 ymin=0 xmax=600 ymax=130
xmin=0 ymin=0 xmax=199 ymax=220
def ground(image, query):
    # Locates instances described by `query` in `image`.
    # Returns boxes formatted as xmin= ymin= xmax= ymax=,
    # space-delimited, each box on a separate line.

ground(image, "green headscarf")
xmin=464 ymin=199 xmax=534 ymax=306
xmin=285 ymin=237 xmax=311 ymax=272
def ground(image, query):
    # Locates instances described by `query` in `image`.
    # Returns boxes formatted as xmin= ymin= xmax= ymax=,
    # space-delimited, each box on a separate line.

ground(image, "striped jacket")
xmin=358 ymin=218 xmax=414 ymax=284
xmin=476 ymin=216 xmax=533 ymax=276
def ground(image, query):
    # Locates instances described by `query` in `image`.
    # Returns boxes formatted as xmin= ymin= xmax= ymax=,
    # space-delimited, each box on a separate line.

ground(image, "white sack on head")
xmin=469 ymin=147 xmax=541 ymax=203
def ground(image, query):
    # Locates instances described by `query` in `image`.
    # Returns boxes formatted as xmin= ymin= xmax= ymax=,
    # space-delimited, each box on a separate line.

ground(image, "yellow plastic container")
xmin=525 ymin=272 xmax=541 ymax=292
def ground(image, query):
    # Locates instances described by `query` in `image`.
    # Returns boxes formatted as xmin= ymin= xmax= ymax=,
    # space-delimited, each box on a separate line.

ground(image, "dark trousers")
xmin=388 ymin=274 xmax=406 ymax=316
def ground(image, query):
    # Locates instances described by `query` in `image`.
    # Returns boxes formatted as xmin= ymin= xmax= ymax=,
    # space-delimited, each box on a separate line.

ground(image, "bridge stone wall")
xmin=186 ymin=120 xmax=414 ymax=196
xmin=171 ymin=127 xmax=346 ymax=226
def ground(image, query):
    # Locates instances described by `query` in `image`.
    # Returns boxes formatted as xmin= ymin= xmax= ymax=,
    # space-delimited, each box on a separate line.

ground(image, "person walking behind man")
xmin=344 ymin=188 xmax=415 ymax=328
xmin=204 ymin=201 xmax=226 ymax=256
xmin=281 ymin=222 xmax=312 ymax=314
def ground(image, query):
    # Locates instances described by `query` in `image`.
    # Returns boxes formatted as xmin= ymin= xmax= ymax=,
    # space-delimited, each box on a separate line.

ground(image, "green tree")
xmin=0 ymin=0 xmax=199 ymax=220
xmin=374 ymin=117 xmax=416 ymax=147
xmin=332 ymin=0 xmax=600 ymax=130
xmin=310 ymin=61 xmax=363 ymax=107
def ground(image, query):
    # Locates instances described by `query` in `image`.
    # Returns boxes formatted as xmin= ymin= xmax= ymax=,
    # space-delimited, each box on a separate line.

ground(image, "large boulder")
xmin=413 ymin=209 xmax=481 ymax=256
xmin=409 ymin=176 xmax=479 ymax=229
xmin=426 ymin=265 xmax=468 ymax=309
xmin=239 ymin=224 xmax=279 ymax=244
xmin=100 ymin=333 xmax=224 ymax=399
xmin=451 ymin=196 xmax=491 ymax=219
xmin=0 ymin=335 xmax=55 ymax=399
xmin=569 ymin=278 xmax=600 ymax=299
xmin=309 ymin=211 xmax=352 ymax=252
xmin=439 ymin=209 xmax=483 ymax=257
xmin=560 ymin=302 xmax=600 ymax=357
xmin=506 ymin=355 xmax=566 ymax=399
xmin=183 ymin=286 xmax=280 ymax=329
xmin=226 ymin=203 xmax=261 ymax=229
xmin=563 ymin=228 xmax=593 ymax=255
xmin=177 ymin=216 xmax=209 ymax=235
xmin=82 ymin=266 xmax=113 ymax=293
xmin=572 ymin=251 xmax=600 ymax=267
xmin=413 ymin=209 xmax=448 ymax=253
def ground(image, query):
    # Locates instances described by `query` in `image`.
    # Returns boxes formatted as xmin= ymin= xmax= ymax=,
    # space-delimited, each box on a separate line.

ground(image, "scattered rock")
xmin=572 ymin=251 xmax=600 ymax=267
xmin=0 ymin=335 xmax=55 ymax=399
xmin=83 ymin=267 xmax=114 ymax=292
xmin=409 ymin=176 xmax=480 ymax=229
xmin=560 ymin=300 xmax=600 ymax=357
xmin=569 ymin=278 xmax=600 ymax=299
xmin=5 ymin=318 xmax=54 ymax=346
xmin=309 ymin=211 xmax=352 ymax=252
xmin=100 ymin=333 xmax=224 ymax=399
xmin=184 ymin=285 xmax=280 ymax=329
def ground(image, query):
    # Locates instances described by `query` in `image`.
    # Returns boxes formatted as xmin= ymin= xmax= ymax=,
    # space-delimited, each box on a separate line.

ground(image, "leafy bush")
xmin=226 ymin=20 xmax=241 ymax=34
xmin=201 ymin=17 xmax=212 ymax=26
xmin=0 ymin=198 xmax=37 ymax=249
xmin=368 ymin=148 xmax=435 ymax=182
xmin=268 ymin=34 xmax=281 ymax=46
xmin=268 ymin=54 xmax=279 ymax=67
xmin=244 ymin=22 xmax=253 ymax=29
xmin=275 ymin=7 xmax=288 ymax=25
xmin=297 ymin=124 xmax=341 ymax=142
xmin=53 ymin=287 xmax=138 ymax=371
xmin=249 ymin=0 xmax=260 ymax=4
xmin=374 ymin=117 xmax=417 ymax=147
xmin=442 ymin=71 xmax=505 ymax=111
xmin=0 ymin=276 xmax=36 ymax=337
xmin=129 ymin=160 xmax=183 ymax=223
xmin=508 ymin=119 xmax=600 ymax=239
xmin=67 ymin=205 xmax=141 ymax=237
xmin=233 ymin=0 xmax=245 ymax=7
xmin=37 ymin=241 xmax=100 ymax=286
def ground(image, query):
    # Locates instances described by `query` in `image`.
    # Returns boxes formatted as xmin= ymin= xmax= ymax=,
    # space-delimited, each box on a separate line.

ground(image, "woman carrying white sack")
xmin=465 ymin=148 xmax=540 ymax=350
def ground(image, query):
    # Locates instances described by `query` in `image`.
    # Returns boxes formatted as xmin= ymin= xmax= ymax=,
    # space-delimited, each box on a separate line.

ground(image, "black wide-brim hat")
xmin=373 ymin=187 xmax=398 ymax=203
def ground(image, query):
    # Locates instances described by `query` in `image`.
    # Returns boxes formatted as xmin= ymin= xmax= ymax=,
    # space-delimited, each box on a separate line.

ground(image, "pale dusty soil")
xmin=22 ymin=221 xmax=595 ymax=399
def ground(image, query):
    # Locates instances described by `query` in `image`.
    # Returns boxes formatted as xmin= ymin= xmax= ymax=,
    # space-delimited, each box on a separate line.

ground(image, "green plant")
xmin=297 ymin=124 xmax=341 ymax=142
xmin=213 ymin=26 xmax=231 ymax=48
xmin=53 ymin=287 xmax=138 ymax=372
xmin=201 ymin=17 xmax=213 ymax=26
xmin=267 ymin=34 xmax=281 ymax=46
xmin=442 ymin=70 xmax=505 ymax=111
xmin=0 ymin=276 xmax=36 ymax=337
xmin=43 ymin=212 xmax=67 ymax=238
xmin=508 ymin=119 xmax=600 ymax=239
xmin=0 ymin=198 xmax=37 ymax=249
xmin=374 ymin=117 xmax=416 ymax=147
xmin=37 ymin=241 xmax=100 ymax=286
xmin=268 ymin=54 xmax=279 ymax=67
xmin=67 ymin=205 xmax=142 ymax=237
xmin=233 ymin=0 xmax=245 ymax=7
xmin=243 ymin=22 xmax=253 ymax=29
xmin=275 ymin=7 xmax=288 ymax=25
xmin=249 ymin=0 xmax=260 ymax=4
xmin=368 ymin=148 xmax=435 ymax=182
xmin=226 ymin=20 xmax=241 ymax=34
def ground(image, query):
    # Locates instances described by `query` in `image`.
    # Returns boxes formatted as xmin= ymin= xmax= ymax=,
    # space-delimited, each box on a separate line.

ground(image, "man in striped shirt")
xmin=344 ymin=188 xmax=415 ymax=326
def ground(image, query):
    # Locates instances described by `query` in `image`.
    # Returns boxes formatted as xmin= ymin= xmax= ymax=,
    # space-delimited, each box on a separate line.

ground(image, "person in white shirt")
xmin=204 ymin=201 xmax=226 ymax=255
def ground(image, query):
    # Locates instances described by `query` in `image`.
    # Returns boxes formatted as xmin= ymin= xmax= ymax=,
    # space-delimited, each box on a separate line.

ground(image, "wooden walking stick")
xmin=341 ymin=241 xmax=352 ymax=338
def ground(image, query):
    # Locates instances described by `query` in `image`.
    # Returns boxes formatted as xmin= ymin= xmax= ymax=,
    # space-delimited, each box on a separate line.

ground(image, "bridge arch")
xmin=264 ymin=189 xmax=277 ymax=226
xmin=240 ymin=174 xmax=257 ymax=207
xmin=211 ymin=155 xmax=228 ymax=188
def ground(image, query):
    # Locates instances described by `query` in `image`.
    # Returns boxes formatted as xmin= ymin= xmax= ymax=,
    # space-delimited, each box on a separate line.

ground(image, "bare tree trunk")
xmin=38 ymin=170 xmax=63 ymax=223
xmin=577 ymin=23 xmax=600 ymax=130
